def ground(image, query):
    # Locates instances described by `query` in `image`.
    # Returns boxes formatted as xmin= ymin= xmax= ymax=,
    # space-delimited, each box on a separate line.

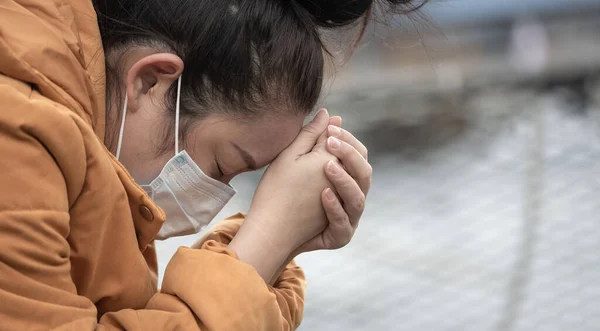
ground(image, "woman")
xmin=0 ymin=0 xmax=422 ymax=329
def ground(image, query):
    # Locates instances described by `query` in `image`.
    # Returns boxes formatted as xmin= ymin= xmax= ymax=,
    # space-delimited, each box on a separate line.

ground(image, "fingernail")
xmin=328 ymin=136 xmax=341 ymax=149
xmin=328 ymin=160 xmax=340 ymax=174
xmin=328 ymin=125 xmax=341 ymax=137
xmin=313 ymin=109 xmax=328 ymax=122
xmin=324 ymin=188 xmax=336 ymax=201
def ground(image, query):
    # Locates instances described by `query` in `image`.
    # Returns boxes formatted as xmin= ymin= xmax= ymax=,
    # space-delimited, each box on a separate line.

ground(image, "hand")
xmin=243 ymin=109 xmax=338 ymax=250
xmin=267 ymin=116 xmax=372 ymax=285
xmin=228 ymin=109 xmax=337 ymax=281
xmin=295 ymin=116 xmax=371 ymax=253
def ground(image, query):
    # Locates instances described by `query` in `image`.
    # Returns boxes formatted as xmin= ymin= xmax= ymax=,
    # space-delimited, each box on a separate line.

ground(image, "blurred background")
xmin=157 ymin=1 xmax=600 ymax=330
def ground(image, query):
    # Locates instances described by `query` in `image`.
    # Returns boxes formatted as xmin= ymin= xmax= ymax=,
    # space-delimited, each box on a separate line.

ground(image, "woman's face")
xmin=112 ymin=51 xmax=306 ymax=184
xmin=120 ymin=112 xmax=305 ymax=185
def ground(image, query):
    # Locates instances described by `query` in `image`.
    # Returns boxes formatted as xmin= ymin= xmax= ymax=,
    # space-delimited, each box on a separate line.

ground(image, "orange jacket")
xmin=0 ymin=1 xmax=305 ymax=330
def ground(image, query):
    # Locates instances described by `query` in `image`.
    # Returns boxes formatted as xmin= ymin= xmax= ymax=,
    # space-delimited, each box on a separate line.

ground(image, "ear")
xmin=125 ymin=53 xmax=184 ymax=112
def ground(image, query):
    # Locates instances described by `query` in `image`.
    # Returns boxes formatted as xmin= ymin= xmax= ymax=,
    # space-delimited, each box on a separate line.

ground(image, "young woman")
xmin=0 ymin=0 xmax=422 ymax=329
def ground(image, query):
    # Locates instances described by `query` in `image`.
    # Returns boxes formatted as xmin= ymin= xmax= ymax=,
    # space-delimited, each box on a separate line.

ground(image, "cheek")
xmin=131 ymin=153 xmax=172 ymax=184
xmin=220 ymin=174 xmax=235 ymax=185
xmin=193 ymin=155 xmax=214 ymax=175
xmin=188 ymin=152 xmax=218 ymax=179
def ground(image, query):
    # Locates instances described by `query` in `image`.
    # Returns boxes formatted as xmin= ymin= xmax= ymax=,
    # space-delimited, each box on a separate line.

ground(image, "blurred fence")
xmin=156 ymin=6 xmax=600 ymax=331
xmin=295 ymin=84 xmax=600 ymax=331
xmin=293 ymin=11 xmax=600 ymax=329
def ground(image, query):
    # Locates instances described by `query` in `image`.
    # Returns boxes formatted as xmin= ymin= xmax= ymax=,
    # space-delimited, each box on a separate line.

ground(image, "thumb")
xmin=288 ymin=109 xmax=330 ymax=155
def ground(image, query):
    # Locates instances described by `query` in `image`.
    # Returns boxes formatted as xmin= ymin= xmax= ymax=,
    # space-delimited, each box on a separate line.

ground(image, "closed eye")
xmin=215 ymin=160 xmax=224 ymax=177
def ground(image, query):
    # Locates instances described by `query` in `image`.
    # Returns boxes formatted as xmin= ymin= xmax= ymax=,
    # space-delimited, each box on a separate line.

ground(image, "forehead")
xmin=231 ymin=115 xmax=304 ymax=165
xmin=193 ymin=113 xmax=305 ymax=167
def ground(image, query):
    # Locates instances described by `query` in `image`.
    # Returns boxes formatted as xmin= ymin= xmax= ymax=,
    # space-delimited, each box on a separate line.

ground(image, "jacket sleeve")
xmin=0 ymin=85 xmax=304 ymax=330
xmin=102 ymin=242 xmax=305 ymax=331
xmin=190 ymin=214 xmax=306 ymax=329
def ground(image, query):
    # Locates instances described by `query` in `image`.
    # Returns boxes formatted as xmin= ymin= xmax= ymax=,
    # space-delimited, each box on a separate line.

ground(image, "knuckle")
xmin=331 ymin=209 xmax=349 ymax=226
xmin=334 ymin=240 xmax=350 ymax=249
xmin=360 ymin=164 xmax=373 ymax=183
xmin=335 ymin=230 xmax=354 ymax=249
xmin=353 ymin=193 xmax=366 ymax=212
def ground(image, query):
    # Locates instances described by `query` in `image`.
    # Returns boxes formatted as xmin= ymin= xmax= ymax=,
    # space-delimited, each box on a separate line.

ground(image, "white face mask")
xmin=115 ymin=75 xmax=236 ymax=240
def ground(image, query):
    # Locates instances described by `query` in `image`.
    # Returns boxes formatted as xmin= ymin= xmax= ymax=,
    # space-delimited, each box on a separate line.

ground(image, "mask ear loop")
xmin=115 ymin=93 xmax=128 ymax=160
xmin=174 ymin=75 xmax=182 ymax=155
xmin=116 ymin=75 xmax=181 ymax=160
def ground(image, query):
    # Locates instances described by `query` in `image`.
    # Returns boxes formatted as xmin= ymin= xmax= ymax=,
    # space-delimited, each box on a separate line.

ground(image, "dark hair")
xmin=94 ymin=0 xmax=426 ymax=152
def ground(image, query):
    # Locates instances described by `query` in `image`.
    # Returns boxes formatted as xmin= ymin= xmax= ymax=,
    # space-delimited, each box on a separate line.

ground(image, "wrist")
xmin=268 ymin=245 xmax=305 ymax=286
xmin=244 ymin=209 xmax=302 ymax=252
xmin=228 ymin=219 xmax=292 ymax=283
xmin=290 ymin=246 xmax=305 ymax=259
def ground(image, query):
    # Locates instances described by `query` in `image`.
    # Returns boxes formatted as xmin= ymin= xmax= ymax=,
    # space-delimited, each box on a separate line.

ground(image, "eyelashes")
xmin=215 ymin=160 xmax=224 ymax=177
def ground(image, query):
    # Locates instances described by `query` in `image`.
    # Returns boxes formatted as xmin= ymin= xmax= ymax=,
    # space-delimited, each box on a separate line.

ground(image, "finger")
xmin=316 ymin=115 xmax=343 ymax=147
xmin=315 ymin=130 xmax=328 ymax=147
xmin=288 ymin=108 xmax=329 ymax=155
xmin=295 ymin=187 xmax=354 ymax=253
xmin=329 ymin=116 xmax=342 ymax=128
xmin=316 ymin=115 xmax=342 ymax=147
xmin=325 ymin=160 xmax=366 ymax=226
xmin=327 ymin=126 xmax=368 ymax=160
xmin=326 ymin=137 xmax=372 ymax=194
xmin=321 ymin=188 xmax=354 ymax=248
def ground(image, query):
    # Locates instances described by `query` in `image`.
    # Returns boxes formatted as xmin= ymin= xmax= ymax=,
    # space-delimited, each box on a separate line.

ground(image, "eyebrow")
xmin=232 ymin=142 xmax=257 ymax=171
